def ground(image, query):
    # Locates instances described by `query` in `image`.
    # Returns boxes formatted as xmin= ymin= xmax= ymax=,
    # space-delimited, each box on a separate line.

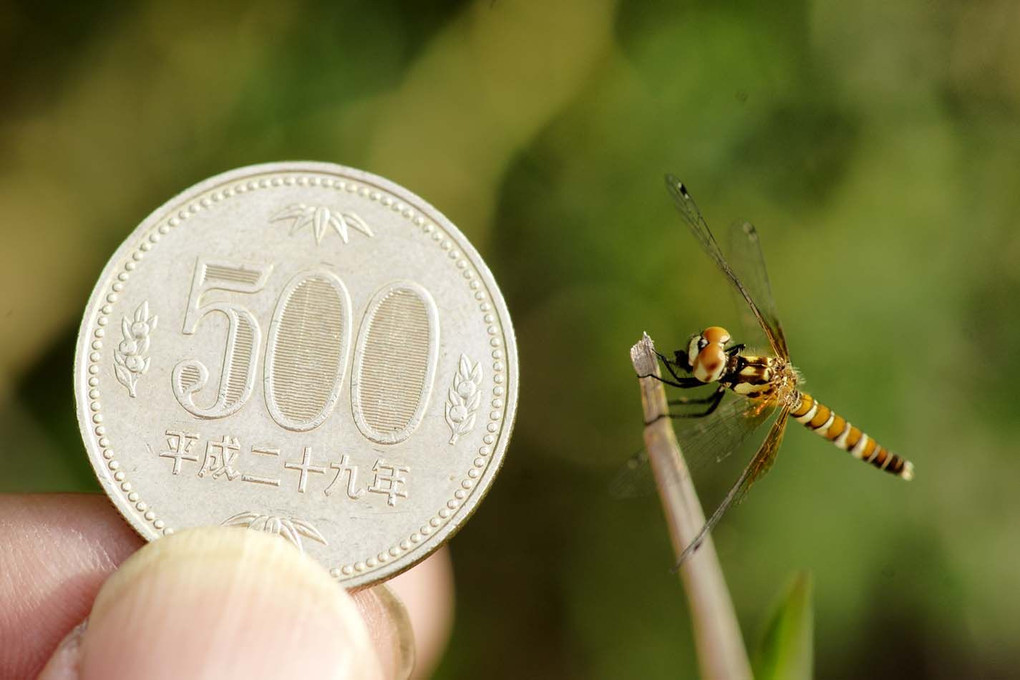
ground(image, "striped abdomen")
xmin=790 ymin=392 xmax=914 ymax=480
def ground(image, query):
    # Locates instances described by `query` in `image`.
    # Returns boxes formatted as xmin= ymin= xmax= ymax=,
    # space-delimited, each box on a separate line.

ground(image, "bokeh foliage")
xmin=755 ymin=572 xmax=813 ymax=680
xmin=3 ymin=0 xmax=1020 ymax=677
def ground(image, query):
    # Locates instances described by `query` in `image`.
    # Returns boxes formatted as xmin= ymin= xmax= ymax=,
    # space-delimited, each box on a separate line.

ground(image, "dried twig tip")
xmin=630 ymin=333 xmax=751 ymax=680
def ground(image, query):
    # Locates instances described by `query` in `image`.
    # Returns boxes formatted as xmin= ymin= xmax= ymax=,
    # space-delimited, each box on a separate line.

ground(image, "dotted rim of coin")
xmin=84 ymin=171 xmax=510 ymax=581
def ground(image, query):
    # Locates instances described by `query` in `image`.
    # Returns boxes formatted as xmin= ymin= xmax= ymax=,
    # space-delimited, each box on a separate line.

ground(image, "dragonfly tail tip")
xmin=901 ymin=461 xmax=915 ymax=481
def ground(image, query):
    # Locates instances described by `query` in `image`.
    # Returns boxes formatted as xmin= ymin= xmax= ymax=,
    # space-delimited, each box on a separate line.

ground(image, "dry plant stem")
xmin=631 ymin=334 xmax=752 ymax=680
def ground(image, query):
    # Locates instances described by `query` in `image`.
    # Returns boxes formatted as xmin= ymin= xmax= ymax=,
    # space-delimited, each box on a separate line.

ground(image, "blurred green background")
xmin=3 ymin=0 xmax=1020 ymax=677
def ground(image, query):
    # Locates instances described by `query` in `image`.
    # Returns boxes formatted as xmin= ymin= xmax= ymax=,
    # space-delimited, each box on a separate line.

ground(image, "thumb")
xmin=38 ymin=527 xmax=395 ymax=680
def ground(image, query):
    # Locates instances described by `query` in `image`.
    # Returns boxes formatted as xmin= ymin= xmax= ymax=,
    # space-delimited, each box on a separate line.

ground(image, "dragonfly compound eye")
xmin=702 ymin=325 xmax=731 ymax=345
xmin=692 ymin=343 xmax=727 ymax=383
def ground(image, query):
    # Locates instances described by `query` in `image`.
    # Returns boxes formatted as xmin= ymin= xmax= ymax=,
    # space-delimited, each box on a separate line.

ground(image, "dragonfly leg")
xmin=670 ymin=349 xmax=690 ymax=369
xmin=645 ymin=386 xmax=725 ymax=425
xmin=659 ymin=351 xmax=689 ymax=381
xmin=667 ymin=386 xmax=725 ymax=418
xmin=726 ymin=343 xmax=745 ymax=355
xmin=637 ymin=361 xmax=703 ymax=389
xmin=646 ymin=351 xmax=702 ymax=387
xmin=647 ymin=374 xmax=703 ymax=388
xmin=668 ymin=392 xmax=721 ymax=405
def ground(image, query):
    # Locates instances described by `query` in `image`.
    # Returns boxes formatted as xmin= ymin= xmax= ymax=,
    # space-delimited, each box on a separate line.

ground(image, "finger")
xmin=351 ymin=585 xmax=416 ymax=679
xmin=387 ymin=548 xmax=454 ymax=678
xmin=39 ymin=527 xmax=386 ymax=680
xmin=40 ymin=594 xmax=413 ymax=680
xmin=0 ymin=493 xmax=143 ymax=679
xmin=2 ymin=494 xmax=456 ymax=678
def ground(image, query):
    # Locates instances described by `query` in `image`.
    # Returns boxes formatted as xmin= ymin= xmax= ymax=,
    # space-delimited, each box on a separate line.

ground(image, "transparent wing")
xmin=675 ymin=407 xmax=790 ymax=566
xmin=611 ymin=390 xmax=777 ymax=499
xmin=726 ymin=221 xmax=788 ymax=358
xmin=609 ymin=447 xmax=653 ymax=499
xmin=677 ymin=391 xmax=777 ymax=467
xmin=664 ymin=175 xmax=787 ymax=359
xmin=738 ymin=407 xmax=789 ymax=497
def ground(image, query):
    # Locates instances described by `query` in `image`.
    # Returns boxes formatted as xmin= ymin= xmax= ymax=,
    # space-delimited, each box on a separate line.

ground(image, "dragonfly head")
xmin=687 ymin=325 xmax=731 ymax=383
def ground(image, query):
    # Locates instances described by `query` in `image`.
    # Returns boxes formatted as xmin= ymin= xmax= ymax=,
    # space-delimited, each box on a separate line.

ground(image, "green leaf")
xmin=753 ymin=571 xmax=814 ymax=680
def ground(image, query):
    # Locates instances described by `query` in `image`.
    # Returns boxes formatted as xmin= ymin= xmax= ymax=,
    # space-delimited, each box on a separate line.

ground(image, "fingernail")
xmin=351 ymin=585 xmax=415 ymax=680
xmin=37 ymin=620 xmax=87 ymax=680
xmin=44 ymin=528 xmax=384 ymax=680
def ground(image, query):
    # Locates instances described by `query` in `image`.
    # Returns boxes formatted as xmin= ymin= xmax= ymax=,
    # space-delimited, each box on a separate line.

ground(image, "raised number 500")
xmin=171 ymin=259 xmax=439 ymax=442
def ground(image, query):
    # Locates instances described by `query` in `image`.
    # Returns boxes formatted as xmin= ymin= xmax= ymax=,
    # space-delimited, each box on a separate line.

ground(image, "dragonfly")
xmin=639 ymin=175 xmax=914 ymax=565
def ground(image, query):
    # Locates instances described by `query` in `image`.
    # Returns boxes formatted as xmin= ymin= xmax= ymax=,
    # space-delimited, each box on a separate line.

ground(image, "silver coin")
xmin=74 ymin=162 xmax=518 ymax=587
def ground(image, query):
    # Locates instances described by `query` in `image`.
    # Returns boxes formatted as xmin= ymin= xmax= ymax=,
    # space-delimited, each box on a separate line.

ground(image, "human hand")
xmin=0 ymin=494 xmax=453 ymax=679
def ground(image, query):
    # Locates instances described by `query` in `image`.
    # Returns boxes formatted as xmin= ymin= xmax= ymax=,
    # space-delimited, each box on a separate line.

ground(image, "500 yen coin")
xmin=75 ymin=162 xmax=518 ymax=587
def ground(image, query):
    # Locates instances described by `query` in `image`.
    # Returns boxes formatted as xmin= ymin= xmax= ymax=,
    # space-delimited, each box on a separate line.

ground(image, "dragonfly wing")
xmin=609 ymin=447 xmax=653 ymax=499
xmin=675 ymin=407 xmax=790 ymax=566
xmin=612 ymin=391 xmax=774 ymax=499
xmin=673 ymin=391 xmax=776 ymax=471
xmin=734 ymin=407 xmax=789 ymax=503
xmin=726 ymin=221 xmax=788 ymax=358
xmin=664 ymin=175 xmax=787 ymax=359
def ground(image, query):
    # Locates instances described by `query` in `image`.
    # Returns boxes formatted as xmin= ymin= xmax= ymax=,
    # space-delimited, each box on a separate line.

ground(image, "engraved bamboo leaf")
xmin=221 ymin=511 xmax=328 ymax=553
xmin=270 ymin=203 xmax=374 ymax=246
xmin=313 ymin=207 xmax=329 ymax=242
xmin=446 ymin=353 xmax=483 ymax=445
xmin=114 ymin=301 xmax=156 ymax=398
xmin=272 ymin=205 xmax=306 ymax=221
xmin=279 ymin=522 xmax=300 ymax=548
xmin=341 ymin=212 xmax=373 ymax=239
xmin=222 ymin=511 xmax=260 ymax=527
xmin=290 ymin=519 xmax=328 ymax=545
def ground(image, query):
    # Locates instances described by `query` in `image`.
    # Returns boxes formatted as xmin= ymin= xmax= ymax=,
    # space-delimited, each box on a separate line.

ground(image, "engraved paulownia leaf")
xmin=221 ymin=511 xmax=327 ymax=553
xmin=270 ymin=203 xmax=374 ymax=245
xmin=445 ymin=353 xmax=483 ymax=445
xmin=114 ymin=301 xmax=157 ymax=398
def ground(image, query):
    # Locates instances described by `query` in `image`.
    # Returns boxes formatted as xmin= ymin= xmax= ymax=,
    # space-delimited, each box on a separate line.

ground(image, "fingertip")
xmin=73 ymin=528 xmax=384 ymax=680
xmin=388 ymin=548 xmax=454 ymax=678
xmin=351 ymin=585 xmax=416 ymax=680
